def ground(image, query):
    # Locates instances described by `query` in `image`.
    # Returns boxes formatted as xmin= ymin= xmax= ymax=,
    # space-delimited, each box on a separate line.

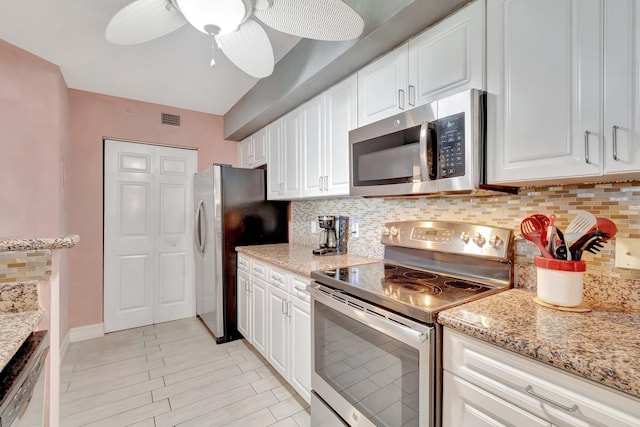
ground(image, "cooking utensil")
xmin=565 ymin=210 xmax=597 ymax=244
xmin=521 ymin=216 xmax=553 ymax=258
xmin=554 ymin=228 xmax=570 ymax=260
xmin=545 ymin=213 xmax=557 ymax=253
xmin=594 ymin=217 xmax=617 ymax=241
xmin=569 ymin=230 xmax=610 ymax=260
xmin=531 ymin=214 xmax=550 ymax=248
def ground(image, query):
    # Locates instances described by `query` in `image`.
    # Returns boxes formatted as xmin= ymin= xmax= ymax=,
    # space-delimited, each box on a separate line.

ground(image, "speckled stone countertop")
xmin=0 ymin=310 xmax=43 ymax=372
xmin=236 ymin=243 xmax=377 ymax=277
xmin=0 ymin=234 xmax=79 ymax=252
xmin=438 ymin=289 xmax=640 ymax=399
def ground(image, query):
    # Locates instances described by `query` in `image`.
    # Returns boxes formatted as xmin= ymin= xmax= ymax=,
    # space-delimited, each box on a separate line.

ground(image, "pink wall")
xmin=0 ymin=40 xmax=67 ymax=237
xmin=67 ymin=90 xmax=237 ymax=328
xmin=0 ymin=40 xmax=69 ymax=337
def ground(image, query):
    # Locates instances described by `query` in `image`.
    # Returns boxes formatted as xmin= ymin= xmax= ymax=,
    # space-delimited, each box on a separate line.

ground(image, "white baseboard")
xmin=59 ymin=324 xmax=104 ymax=366
xmin=69 ymin=323 xmax=104 ymax=343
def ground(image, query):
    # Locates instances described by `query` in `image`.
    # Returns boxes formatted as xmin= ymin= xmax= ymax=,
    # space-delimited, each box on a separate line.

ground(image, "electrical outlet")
xmin=310 ymin=220 xmax=317 ymax=234
xmin=615 ymin=238 xmax=640 ymax=270
xmin=350 ymin=218 xmax=359 ymax=238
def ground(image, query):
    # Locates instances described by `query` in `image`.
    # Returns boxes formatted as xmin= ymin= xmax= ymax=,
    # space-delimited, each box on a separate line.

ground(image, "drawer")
xmin=289 ymin=274 xmax=311 ymax=302
xmin=237 ymin=254 xmax=250 ymax=272
xmin=250 ymin=259 xmax=268 ymax=281
xmin=443 ymin=329 xmax=640 ymax=427
xmin=267 ymin=265 xmax=287 ymax=290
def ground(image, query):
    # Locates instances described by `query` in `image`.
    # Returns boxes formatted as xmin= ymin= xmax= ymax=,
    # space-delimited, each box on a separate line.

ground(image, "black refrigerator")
xmin=194 ymin=165 xmax=288 ymax=343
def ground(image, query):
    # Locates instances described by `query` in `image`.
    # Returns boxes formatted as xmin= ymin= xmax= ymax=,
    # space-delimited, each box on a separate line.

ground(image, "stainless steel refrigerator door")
xmin=193 ymin=167 xmax=224 ymax=338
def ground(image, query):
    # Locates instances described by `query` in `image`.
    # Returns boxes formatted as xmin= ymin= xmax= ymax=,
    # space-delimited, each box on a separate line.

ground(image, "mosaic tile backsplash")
xmin=0 ymin=250 xmax=52 ymax=283
xmin=290 ymin=182 xmax=640 ymax=284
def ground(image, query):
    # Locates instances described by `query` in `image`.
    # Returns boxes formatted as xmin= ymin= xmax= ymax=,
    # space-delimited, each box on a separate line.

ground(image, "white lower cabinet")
xmin=443 ymin=328 xmax=640 ymax=427
xmin=237 ymin=254 xmax=311 ymax=403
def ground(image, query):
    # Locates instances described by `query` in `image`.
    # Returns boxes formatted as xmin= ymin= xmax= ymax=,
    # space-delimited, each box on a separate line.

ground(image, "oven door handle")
xmin=311 ymin=285 xmax=432 ymax=349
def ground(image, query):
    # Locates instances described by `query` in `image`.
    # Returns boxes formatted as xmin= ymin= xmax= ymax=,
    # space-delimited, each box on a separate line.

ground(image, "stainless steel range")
xmin=309 ymin=220 xmax=514 ymax=427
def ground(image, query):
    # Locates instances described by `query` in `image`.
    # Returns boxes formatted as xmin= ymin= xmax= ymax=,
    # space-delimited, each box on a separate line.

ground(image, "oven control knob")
xmin=489 ymin=235 xmax=504 ymax=249
xmin=382 ymin=226 xmax=390 ymax=236
xmin=460 ymin=232 xmax=470 ymax=243
xmin=390 ymin=227 xmax=399 ymax=237
xmin=472 ymin=233 xmax=486 ymax=247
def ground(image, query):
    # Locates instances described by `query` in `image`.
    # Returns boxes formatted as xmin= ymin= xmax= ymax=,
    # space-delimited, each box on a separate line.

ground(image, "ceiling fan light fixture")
xmin=175 ymin=0 xmax=251 ymax=35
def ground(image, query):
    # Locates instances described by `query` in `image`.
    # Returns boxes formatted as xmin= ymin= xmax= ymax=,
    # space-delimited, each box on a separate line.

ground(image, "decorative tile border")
xmin=0 ymin=250 xmax=52 ymax=283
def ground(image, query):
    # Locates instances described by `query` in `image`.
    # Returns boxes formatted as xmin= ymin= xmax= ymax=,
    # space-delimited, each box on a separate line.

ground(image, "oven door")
xmin=310 ymin=284 xmax=435 ymax=427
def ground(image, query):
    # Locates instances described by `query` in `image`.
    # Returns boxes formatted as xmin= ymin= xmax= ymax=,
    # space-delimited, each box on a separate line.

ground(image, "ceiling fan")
xmin=106 ymin=0 xmax=364 ymax=78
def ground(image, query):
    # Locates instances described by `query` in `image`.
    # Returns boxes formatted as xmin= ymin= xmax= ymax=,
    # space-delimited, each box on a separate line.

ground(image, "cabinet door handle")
xmin=584 ymin=130 xmax=591 ymax=164
xmin=319 ymin=176 xmax=323 ymax=190
xmin=281 ymin=299 xmax=287 ymax=315
xmin=324 ymin=176 xmax=328 ymax=191
xmin=287 ymin=300 xmax=292 ymax=317
xmin=408 ymin=85 xmax=416 ymax=107
xmin=612 ymin=125 xmax=619 ymax=161
xmin=525 ymin=385 xmax=578 ymax=412
xmin=398 ymin=89 xmax=405 ymax=110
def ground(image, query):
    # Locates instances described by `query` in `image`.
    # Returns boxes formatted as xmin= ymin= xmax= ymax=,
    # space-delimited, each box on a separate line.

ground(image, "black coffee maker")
xmin=312 ymin=215 xmax=349 ymax=256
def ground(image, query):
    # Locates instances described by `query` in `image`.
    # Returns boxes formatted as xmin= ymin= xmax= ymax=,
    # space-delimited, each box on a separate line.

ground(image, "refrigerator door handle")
xmin=195 ymin=200 xmax=206 ymax=256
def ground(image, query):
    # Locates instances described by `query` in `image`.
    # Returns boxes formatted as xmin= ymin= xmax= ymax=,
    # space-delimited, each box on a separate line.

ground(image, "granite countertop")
xmin=236 ymin=243 xmax=377 ymax=277
xmin=0 ymin=310 xmax=43 ymax=372
xmin=0 ymin=234 xmax=80 ymax=251
xmin=438 ymin=288 xmax=640 ymax=399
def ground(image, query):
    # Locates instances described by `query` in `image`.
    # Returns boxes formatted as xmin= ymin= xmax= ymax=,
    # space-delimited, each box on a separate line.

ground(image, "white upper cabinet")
xmin=357 ymin=44 xmax=409 ymax=126
xmin=487 ymin=0 xmax=639 ymax=185
xmin=237 ymin=127 xmax=267 ymax=169
xmin=299 ymin=74 xmax=357 ymax=198
xmin=266 ymin=119 xmax=284 ymax=200
xmin=300 ymin=94 xmax=325 ymax=197
xmin=603 ymin=0 xmax=640 ymax=176
xmin=408 ymin=0 xmax=484 ymax=107
xmin=358 ymin=0 xmax=485 ymax=126
xmin=323 ymin=74 xmax=357 ymax=196
xmin=281 ymin=109 xmax=302 ymax=199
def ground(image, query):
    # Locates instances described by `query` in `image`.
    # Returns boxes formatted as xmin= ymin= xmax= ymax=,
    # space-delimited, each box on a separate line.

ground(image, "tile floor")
xmin=60 ymin=318 xmax=310 ymax=427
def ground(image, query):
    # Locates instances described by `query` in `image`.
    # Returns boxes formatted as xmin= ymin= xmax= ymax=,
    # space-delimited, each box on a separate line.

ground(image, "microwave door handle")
xmin=419 ymin=122 xmax=429 ymax=181
xmin=420 ymin=122 xmax=438 ymax=181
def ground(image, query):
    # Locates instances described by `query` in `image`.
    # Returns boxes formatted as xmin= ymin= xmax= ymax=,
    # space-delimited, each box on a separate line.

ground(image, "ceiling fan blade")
xmin=106 ymin=0 xmax=187 ymax=45
xmin=254 ymin=0 xmax=364 ymax=41
xmin=217 ymin=19 xmax=274 ymax=78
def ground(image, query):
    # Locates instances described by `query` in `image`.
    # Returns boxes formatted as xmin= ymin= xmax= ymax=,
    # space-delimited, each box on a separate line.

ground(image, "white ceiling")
xmin=0 ymin=0 xmax=302 ymax=116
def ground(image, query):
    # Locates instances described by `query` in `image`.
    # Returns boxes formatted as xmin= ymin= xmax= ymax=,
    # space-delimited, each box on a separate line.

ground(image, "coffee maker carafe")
xmin=313 ymin=215 xmax=349 ymax=256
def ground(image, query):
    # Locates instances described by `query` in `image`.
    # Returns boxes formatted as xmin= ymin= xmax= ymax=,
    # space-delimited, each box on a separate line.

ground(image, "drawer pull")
xmin=525 ymin=385 xmax=578 ymax=412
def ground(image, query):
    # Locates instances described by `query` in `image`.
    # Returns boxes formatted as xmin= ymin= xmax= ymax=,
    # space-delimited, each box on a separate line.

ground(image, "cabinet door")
xmin=251 ymin=277 xmax=268 ymax=357
xmin=281 ymin=109 xmax=301 ymax=199
xmin=266 ymin=119 xmax=283 ymax=200
xmin=237 ymin=269 xmax=250 ymax=339
xmin=357 ymin=44 xmax=408 ymax=126
xmin=252 ymin=127 xmax=268 ymax=167
xmin=238 ymin=137 xmax=251 ymax=168
xmin=487 ymin=0 xmax=602 ymax=184
xmin=266 ymin=284 xmax=289 ymax=378
xmin=300 ymin=95 xmax=325 ymax=197
xmin=408 ymin=0 xmax=484 ymax=107
xmin=603 ymin=0 xmax=640 ymax=175
xmin=289 ymin=291 xmax=311 ymax=403
xmin=324 ymin=74 xmax=357 ymax=196
xmin=443 ymin=371 xmax=551 ymax=427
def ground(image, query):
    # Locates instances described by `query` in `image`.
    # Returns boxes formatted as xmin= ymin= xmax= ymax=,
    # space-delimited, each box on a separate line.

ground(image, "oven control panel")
xmin=381 ymin=220 xmax=513 ymax=260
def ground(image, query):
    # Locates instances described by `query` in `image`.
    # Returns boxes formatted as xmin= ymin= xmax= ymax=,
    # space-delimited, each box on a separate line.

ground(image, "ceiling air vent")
xmin=161 ymin=112 xmax=181 ymax=126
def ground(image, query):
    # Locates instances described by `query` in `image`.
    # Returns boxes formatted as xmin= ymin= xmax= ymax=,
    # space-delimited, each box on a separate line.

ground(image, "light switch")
xmin=615 ymin=238 xmax=640 ymax=270
xmin=310 ymin=221 xmax=317 ymax=234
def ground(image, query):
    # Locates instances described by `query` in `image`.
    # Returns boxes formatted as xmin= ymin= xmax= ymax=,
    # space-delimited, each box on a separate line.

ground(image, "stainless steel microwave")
xmin=350 ymin=89 xmax=509 ymax=197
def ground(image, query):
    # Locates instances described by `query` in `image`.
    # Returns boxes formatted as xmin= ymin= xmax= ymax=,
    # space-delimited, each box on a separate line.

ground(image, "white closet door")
xmin=104 ymin=140 xmax=196 ymax=333
xmin=154 ymin=145 xmax=197 ymax=324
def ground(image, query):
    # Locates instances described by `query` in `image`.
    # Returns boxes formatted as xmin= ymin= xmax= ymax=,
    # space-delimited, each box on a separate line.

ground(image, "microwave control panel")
xmin=437 ymin=112 xmax=465 ymax=178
